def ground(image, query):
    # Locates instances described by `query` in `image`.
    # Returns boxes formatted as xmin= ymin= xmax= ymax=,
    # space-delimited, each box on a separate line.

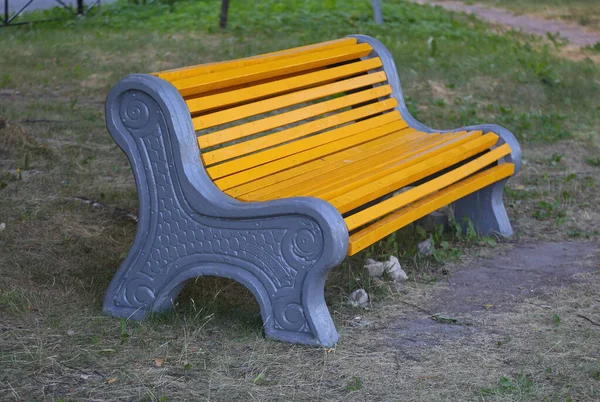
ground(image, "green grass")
xmin=1 ymin=0 xmax=600 ymax=400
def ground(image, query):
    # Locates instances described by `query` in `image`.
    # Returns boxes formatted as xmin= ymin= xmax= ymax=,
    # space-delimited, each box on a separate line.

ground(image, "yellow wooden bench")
xmin=103 ymin=35 xmax=521 ymax=346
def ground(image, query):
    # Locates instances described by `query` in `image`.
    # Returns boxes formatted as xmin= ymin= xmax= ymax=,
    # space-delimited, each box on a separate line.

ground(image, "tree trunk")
xmin=219 ymin=0 xmax=230 ymax=29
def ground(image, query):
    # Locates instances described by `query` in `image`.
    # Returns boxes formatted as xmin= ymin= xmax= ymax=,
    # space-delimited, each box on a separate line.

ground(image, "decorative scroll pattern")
xmin=112 ymin=90 xmax=325 ymax=333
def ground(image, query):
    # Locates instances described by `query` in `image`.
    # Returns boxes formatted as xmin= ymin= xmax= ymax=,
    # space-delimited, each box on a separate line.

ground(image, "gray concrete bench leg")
xmin=451 ymin=178 xmax=513 ymax=237
xmin=103 ymin=74 xmax=348 ymax=347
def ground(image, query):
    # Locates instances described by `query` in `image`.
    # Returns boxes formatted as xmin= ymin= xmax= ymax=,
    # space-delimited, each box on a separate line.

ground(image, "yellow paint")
xmin=347 ymin=163 xmax=515 ymax=255
xmin=208 ymin=106 xmax=400 ymax=181
xmin=202 ymin=92 xmax=397 ymax=166
xmin=155 ymin=38 xmax=359 ymax=82
xmin=200 ymin=85 xmax=392 ymax=152
xmin=186 ymin=58 xmax=383 ymax=115
xmin=226 ymin=126 xmax=421 ymax=198
xmin=283 ymin=131 xmax=473 ymax=201
xmin=194 ymin=71 xmax=388 ymax=135
xmin=318 ymin=131 xmax=487 ymax=207
xmin=173 ymin=43 xmax=373 ymax=97
xmin=213 ymin=115 xmax=405 ymax=190
xmin=240 ymin=130 xmax=434 ymax=200
xmin=345 ymin=144 xmax=513 ymax=230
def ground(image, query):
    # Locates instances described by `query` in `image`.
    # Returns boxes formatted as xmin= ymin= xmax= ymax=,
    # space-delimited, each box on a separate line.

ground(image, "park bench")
xmin=103 ymin=35 xmax=521 ymax=346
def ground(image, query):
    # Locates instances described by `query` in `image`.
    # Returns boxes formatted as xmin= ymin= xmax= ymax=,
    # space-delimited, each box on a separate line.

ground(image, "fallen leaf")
xmin=483 ymin=304 xmax=494 ymax=309
xmin=154 ymin=358 xmax=164 ymax=367
xmin=253 ymin=373 xmax=265 ymax=384
xmin=107 ymin=377 xmax=117 ymax=384
xmin=100 ymin=348 xmax=116 ymax=354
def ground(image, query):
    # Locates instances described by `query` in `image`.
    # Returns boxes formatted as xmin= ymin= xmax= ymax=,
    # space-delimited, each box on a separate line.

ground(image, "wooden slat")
xmin=173 ymin=43 xmax=373 ymax=97
xmin=345 ymin=144 xmax=513 ymax=231
xmin=327 ymin=132 xmax=500 ymax=214
xmin=347 ymin=163 xmax=515 ymax=255
xmin=226 ymin=127 xmax=424 ymax=198
xmin=194 ymin=70 xmax=388 ymax=134
xmin=240 ymin=130 xmax=435 ymax=201
xmin=213 ymin=114 xmax=405 ymax=190
xmin=155 ymin=38 xmax=359 ymax=82
xmin=202 ymin=91 xmax=397 ymax=166
xmin=208 ymin=102 xmax=400 ymax=181
xmin=186 ymin=58 xmax=383 ymax=115
xmin=200 ymin=85 xmax=392 ymax=152
xmin=279 ymin=131 xmax=477 ymax=201
xmin=208 ymin=105 xmax=400 ymax=181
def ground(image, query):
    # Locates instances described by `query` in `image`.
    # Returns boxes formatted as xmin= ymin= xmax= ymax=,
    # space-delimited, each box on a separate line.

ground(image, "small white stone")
xmin=348 ymin=289 xmax=369 ymax=308
xmin=384 ymin=256 xmax=408 ymax=282
xmin=364 ymin=258 xmax=385 ymax=277
xmin=418 ymin=237 xmax=435 ymax=256
xmin=67 ymin=329 xmax=75 ymax=336
xmin=0 ymin=223 xmax=5 ymax=232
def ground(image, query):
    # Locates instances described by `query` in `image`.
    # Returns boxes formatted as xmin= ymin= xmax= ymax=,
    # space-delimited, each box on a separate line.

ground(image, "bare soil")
xmin=386 ymin=241 xmax=599 ymax=350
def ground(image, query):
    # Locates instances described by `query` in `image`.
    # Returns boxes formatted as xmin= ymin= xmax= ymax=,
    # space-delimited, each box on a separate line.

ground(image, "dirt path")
xmin=386 ymin=241 xmax=599 ymax=350
xmin=410 ymin=0 xmax=600 ymax=47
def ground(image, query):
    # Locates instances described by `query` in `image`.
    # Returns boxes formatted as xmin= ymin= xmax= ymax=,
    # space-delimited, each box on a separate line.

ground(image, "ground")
xmin=1 ymin=0 xmax=599 ymax=400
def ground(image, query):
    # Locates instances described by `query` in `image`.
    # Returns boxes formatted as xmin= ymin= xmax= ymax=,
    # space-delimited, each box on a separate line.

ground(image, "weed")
xmin=533 ymin=201 xmax=567 ymax=223
xmin=548 ymin=153 xmax=564 ymax=165
xmin=479 ymin=374 xmax=534 ymax=396
xmin=546 ymin=32 xmax=568 ymax=50
xmin=253 ymin=372 xmax=267 ymax=385
xmin=347 ymin=376 xmax=362 ymax=391
xmin=120 ymin=318 xmax=129 ymax=344
xmin=0 ymin=74 xmax=12 ymax=87
xmin=585 ymin=155 xmax=600 ymax=166
xmin=553 ymin=313 xmax=561 ymax=324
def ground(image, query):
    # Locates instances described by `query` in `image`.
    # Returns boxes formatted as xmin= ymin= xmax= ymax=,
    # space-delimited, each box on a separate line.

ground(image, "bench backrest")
xmin=153 ymin=38 xmax=404 ymax=191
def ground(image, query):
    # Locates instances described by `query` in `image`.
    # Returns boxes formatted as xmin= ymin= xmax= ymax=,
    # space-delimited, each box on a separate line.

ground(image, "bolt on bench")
xmin=104 ymin=35 xmax=521 ymax=346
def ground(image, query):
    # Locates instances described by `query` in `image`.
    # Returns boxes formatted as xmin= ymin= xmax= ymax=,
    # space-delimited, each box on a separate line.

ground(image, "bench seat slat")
xmin=186 ymin=58 xmax=383 ymax=115
xmin=237 ymin=130 xmax=436 ymax=200
xmin=200 ymin=84 xmax=393 ymax=155
xmin=194 ymin=70 xmax=388 ymax=134
xmin=212 ymin=113 xmax=404 ymax=189
xmin=265 ymin=131 xmax=474 ymax=201
xmin=173 ymin=43 xmax=373 ymax=97
xmin=208 ymin=102 xmax=400 ymax=181
xmin=226 ymin=127 xmax=423 ymax=198
xmin=202 ymin=92 xmax=397 ymax=166
xmin=328 ymin=132 xmax=500 ymax=213
xmin=312 ymin=131 xmax=484 ymax=203
xmin=155 ymin=38 xmax=359 ymax=82
xmin=347 ymin=163 xmax=515 ymax=255
xmin=345 ymin=144 xmax=513 ymax=231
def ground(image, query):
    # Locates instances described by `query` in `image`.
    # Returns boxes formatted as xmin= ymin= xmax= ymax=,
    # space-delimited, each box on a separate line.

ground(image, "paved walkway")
xmin=4 ymin=0 xmax=115 ymax=14
xmin=410 ymin=0 xmax=600 ymax=47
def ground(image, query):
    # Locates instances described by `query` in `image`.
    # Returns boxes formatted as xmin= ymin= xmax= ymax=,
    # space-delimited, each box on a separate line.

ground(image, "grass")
xmin=447 ymin=0 xmax=600 ymax=32
xmin=1 ymin=0 xmax=600 ymax=400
